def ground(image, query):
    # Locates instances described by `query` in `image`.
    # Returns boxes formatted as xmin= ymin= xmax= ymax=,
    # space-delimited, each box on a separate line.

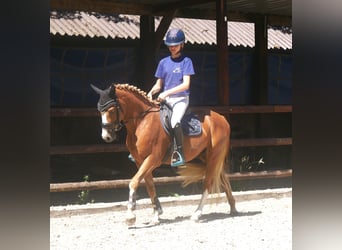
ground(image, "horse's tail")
xmin=177 ymin=142 xmax=229 ymax=195
xmin=207 ymin=138 xmax=230 ymax=195
xmin=177 ymin=162 xmax=206 ymax=187
xmin=178 ymin=113 xmax=231 ymax=195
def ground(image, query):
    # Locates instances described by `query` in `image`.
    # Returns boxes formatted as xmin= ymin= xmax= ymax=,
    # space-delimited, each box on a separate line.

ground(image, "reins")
xmin=102 ymin=105 xmax=159 ymax=132
xmin=121 ymin=106 xmax=161 ymax=126
xmin=99 ymin=84 xmax=163 ymax=132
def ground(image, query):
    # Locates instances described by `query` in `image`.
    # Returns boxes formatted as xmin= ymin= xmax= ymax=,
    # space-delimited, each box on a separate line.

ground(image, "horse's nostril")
xmin=103 ymin=135 xmax=115 ymax=143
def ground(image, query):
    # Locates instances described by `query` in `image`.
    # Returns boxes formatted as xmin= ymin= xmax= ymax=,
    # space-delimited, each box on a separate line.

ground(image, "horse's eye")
xmin=107 ymin=108 xmax=116 ymax=113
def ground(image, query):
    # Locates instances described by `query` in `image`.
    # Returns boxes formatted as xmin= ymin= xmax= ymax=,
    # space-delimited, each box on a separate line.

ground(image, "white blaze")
xmin=101 ymin=113 xmax=110 ymax=140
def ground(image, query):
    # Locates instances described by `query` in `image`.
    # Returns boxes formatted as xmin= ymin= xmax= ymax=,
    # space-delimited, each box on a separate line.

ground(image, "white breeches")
xmin=166 ymin=95 xmax=189 ymax=128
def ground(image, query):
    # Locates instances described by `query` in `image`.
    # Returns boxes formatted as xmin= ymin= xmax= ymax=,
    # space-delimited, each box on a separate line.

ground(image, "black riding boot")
xmin=171 ymin=123 xmax=185 ymax=167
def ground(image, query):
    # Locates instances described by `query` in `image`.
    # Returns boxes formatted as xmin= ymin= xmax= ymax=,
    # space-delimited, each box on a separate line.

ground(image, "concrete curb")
xmin=50 ymin=188 xmax=292 ymax=218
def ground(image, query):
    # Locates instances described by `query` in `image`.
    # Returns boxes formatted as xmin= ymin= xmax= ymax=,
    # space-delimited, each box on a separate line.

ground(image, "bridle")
xmin=99 ymin=97 xmax=159 ymax=133
xmin=101 ymin=105 xmax=124 ymax=132
xmin=97 ymin=96 xmax=123 ymax=133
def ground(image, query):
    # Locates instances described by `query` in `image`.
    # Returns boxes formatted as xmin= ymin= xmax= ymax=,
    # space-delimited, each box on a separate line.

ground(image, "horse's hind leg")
xmin=190 ymin=189 xmax=209 ymax=221
xmin=220 ymin=172 xmax=238 ymax=214
xmin=144 ymin=173 xmax=163 ymax=224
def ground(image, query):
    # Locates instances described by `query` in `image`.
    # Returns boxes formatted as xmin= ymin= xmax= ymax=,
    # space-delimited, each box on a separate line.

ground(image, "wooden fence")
xmin=50 ymin=105 xmax=292 ymax=192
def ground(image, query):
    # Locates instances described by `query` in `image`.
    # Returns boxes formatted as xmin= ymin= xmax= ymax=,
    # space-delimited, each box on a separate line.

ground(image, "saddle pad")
xmin=181 ymin=113 xmax=202 ymax=136
xmin=159 ymin=103 xmax=202 ymax=136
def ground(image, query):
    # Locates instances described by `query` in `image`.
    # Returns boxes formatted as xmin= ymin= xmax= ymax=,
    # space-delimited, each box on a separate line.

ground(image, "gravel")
xmin=50 ymin=188 xmax=292 ymax=250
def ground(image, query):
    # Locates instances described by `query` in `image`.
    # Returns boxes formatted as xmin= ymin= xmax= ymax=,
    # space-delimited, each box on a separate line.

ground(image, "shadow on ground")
xmin=128 ymin=210 xmax=262 ymax=229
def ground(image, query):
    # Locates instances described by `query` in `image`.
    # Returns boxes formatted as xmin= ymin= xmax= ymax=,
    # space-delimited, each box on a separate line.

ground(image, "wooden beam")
xmin=193 ymin=105 xmax=292 ymax=114
xmin=231 ymin=138 xmax=292 ymax=147
xmin=154 ymin=10 xmax=177 ymax=50
xmin=50 ymin=108 xmax=99 ymax=117
xmin=153 ymin=0 xmax=216 ymax=15
xmin=50 ymin=105 xmax=292 ymax=117
xmin=50 ymin=137 xmax=292 ymax=155
xmin=267 ymin=15 xmax=292 ymax=27
xmin=50 ymin=0 xmax=153 ymax=15
xmin=50 ymin=169 xmax=292 ymax=192
xmin=175 ymin=10 xmax=291 ymax=26
xmin=49 ymin=144 xmax=127 ymax=155
xmin=229 ymin=169 xmax=292 ymax=180
xmin=216 ymin=0 xmax=229 ymax=105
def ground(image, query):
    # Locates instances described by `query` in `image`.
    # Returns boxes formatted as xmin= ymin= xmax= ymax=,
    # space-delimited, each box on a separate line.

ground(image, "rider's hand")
xmin=157 ymin=92 xmax=167 ymax=102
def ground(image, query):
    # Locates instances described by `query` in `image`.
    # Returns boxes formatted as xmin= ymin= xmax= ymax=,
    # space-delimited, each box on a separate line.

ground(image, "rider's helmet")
xmin=164 ymin=28 xmax=185 ymax=46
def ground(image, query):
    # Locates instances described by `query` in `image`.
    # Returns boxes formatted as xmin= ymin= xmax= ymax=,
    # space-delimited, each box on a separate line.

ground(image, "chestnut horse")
xmin=91 ymin=83 xmax=237 ymax=225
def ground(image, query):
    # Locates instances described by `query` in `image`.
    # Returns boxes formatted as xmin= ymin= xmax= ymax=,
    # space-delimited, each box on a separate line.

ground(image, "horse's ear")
xmin=90 ymin=84 xmax=103 ymax=95
xmin=108 ymin=84 xmax=116 ymax=98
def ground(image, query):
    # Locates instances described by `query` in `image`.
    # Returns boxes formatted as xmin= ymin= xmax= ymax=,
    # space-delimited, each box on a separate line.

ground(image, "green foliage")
xmin=77 ymin=175 xmax=95 ymax=204
xmin=239 ymin=155 xmax=265 ymax=172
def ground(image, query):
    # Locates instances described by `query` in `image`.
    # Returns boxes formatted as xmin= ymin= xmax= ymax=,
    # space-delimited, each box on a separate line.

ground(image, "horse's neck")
xmin=119 ymin=91 xmax=155 ymax=128
xmin=122 ymin=92 xmax=150 ymax=112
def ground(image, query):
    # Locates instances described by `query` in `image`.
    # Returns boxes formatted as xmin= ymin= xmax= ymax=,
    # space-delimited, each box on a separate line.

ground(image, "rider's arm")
xmin=158 ymin=75 xmax=190 ymax=100
xmin=147 ymin=78 xmax=163 ymax=99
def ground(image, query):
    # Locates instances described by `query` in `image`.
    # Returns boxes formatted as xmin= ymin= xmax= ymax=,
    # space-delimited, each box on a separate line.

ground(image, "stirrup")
xmin=171 ymin=151 xmax=184 ymax=167
xmin=128 ymin=154 xmax=136 ymax=163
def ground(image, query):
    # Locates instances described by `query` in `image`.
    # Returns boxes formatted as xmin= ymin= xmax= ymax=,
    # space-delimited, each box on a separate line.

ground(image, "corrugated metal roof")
xmin=50 ymin=11 xmax=292 ymax=50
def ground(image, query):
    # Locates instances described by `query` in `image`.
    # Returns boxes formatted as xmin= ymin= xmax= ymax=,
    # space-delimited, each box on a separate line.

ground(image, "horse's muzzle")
xmin=101 ymin=124 xmax=117 ymax=143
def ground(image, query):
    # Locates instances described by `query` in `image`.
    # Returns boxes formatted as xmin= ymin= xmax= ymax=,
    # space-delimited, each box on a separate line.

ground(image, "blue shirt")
xmin=155 ymin=55 xmax=195 ymax=97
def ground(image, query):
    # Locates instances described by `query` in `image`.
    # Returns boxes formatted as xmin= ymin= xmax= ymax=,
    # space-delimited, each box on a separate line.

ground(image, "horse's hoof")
xmin=230 ymin=209 xmax=239 ymax=216
xmin=150 ymin=210 xmax=161 ymax=225
xmin=126 ymin=212 xmax=136 ymax=226
xmin=126 ymin=217 xmax=136 ymax=226
xmin=149 ymin=219 xmax=160 ymax=226
xmin=190 ymin=211 xmax=201 ymax=222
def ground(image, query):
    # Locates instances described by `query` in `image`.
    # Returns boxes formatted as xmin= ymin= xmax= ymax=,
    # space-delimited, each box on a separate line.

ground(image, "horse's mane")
xmin=115 ymin=83 xmax=159 ymax=107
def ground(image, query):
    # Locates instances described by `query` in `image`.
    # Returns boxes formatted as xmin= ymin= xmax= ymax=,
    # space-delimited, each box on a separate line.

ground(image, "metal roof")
xmin=50 ymin=0 xmax=291 ymax=26
xmin=50 ymin=11 xmax=292 ymax=50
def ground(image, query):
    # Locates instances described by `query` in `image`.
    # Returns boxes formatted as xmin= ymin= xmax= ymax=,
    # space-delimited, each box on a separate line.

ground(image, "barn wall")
xmin=50 ymin=41 xmax=292 ymax=186
xmin=50 ymin=44 xmax=292 ymax=107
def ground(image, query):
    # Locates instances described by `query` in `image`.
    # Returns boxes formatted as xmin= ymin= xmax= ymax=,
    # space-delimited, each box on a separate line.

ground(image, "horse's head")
xmin=90 ymin=84 xmax=123 ymax=143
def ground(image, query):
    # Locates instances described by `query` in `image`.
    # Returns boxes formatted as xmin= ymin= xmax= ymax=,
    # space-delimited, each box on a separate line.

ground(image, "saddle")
xmin=159 ymin=102 xmax=202 ymax=137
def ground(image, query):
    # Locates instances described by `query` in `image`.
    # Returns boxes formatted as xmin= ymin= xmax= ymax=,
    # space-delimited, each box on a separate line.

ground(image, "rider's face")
xmin=168 ymin=44 xmax=183 ymax=58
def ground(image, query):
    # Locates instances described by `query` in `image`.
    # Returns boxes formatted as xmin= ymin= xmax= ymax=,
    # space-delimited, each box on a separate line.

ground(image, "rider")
xmin=147 ymin=28 xmax=195 ymax=167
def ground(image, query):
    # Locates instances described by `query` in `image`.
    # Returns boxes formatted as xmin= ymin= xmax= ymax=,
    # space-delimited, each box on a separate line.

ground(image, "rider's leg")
xmin=171 ymin=122 xmax=185 ymax=166
xmin=168 ymin=96 xmax=189 ymax=167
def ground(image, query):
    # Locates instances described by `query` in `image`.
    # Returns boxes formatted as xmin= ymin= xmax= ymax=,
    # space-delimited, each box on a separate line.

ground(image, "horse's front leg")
xmin=144 ymin=173 xmax=163 ymax=224
xmin=125 ymin=155 xmax=159 ymax=226
xmin=126 ymin=185 xmax=137 ymax=226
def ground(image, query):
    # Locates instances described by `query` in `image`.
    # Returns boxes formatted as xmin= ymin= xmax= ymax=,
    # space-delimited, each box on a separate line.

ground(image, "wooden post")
xmin=254 ymin=15 xmax=268 ymax=140
xmin=254 ymin=15 xmax=268 ymax=104
xmin=216 ymin=0 xmax=229 ymax=105
xmin=140 ymin=15 xmax=156 ymax=91
xmin=140 ymin=12 xmax=176 ymax=92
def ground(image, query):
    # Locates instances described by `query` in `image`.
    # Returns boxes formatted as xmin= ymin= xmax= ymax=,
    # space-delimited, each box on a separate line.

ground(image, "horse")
xmin=91 ymin=83 xmax=237 ymax=225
